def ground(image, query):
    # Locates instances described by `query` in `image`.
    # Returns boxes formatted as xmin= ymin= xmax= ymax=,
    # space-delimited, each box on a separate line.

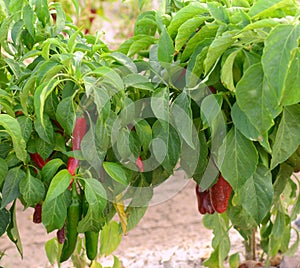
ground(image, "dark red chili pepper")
xmin=30 ymin=153 xmax=46 ymax=169
xmin=195 ymin=184 xmax=215 ymax=215
xmin=57 ymin=226 xmax=65 ymax=244
xmin=136 ymin=156 xmax=144 ymax=172
xmin=33 ymin=203 xmax=42 ymax=223
xmin=210 ymin=174 xmax=232 ymax=213
xmin=209 ymin=86 xmax=216 ymax=93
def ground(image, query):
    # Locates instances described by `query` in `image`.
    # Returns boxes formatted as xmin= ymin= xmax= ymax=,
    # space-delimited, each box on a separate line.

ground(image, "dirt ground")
xmin=1 ymin=171 xmax=300 ymax=268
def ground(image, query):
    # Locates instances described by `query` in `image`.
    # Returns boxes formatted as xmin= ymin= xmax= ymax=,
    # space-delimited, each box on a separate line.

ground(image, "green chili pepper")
xmin=85 ymin=231 xmax=99 ymax=261
xmin=83 ymin=197 xmax=99 ymax=261
xmin=60 ymin=184 xmax=82 ymax=263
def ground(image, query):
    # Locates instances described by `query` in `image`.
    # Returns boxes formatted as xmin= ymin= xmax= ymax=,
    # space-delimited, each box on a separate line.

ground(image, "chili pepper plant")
xmin=0 ymin=0 xmax=300 ymax=267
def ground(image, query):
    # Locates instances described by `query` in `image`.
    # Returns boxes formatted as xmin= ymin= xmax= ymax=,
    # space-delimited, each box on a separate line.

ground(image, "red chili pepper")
xmin=33 ymin=203 xmax=42 ymax=223
xmin=136 ymin=156 xmax=144 ymax=172
xmin=71 ymin=117 xmax=87 ymax=151
xmin=195 ymin=184 xmax=215 ymax=215
xmin=67 ymin=157 xmax=79 ymax=177
xmin=67 ymin=116 xmax=87 ymax=179
xmin=30 ymin=153 xmax=46 ymax=169
xmin=210 ymin=174 xmax=232 ymax=213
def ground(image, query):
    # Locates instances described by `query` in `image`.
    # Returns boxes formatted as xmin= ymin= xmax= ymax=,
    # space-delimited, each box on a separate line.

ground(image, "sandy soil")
xmin=1 ymin=171 xmax=300 ymax=268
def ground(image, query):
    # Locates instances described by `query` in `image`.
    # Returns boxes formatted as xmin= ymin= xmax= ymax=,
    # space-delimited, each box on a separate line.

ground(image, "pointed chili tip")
xmin=136 ymin=156 xmax=144 ymax=172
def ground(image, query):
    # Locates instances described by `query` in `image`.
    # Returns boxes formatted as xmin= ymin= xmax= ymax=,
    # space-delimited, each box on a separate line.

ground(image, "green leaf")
xmin=19 ymin=172 xmax=45 ymax=207
xmin=207 ymin=2 xmax=230 ymax=24
xmin=34 ymin=114 xmax=54 ymax=144
xmin=241 ymin=18 xmax=280 ymax=32
xmin=84 ymin=178 xmax=107 ymax=210
xmin=236 ymin=63 xmax=275 ymax=136
xmin=151 ymin=87 xmax=169 ymax=121
xmin=0 ymin=157 xmax=8 ymax=188
xmin=204 ymin=31 xmax=235 ymax=75
xmin=81 ymin=124 xmax=104 ymax=176
xmin=124 ymin=74 xmax=154 ymax=91
xmin=231 ymin=103 xmax=271 ymax=152
xmin=0 ymin=114 xmax=27 ymax=162
xmin=100 ymin=221 xmax=122 ymax=256
xmin=106 ymin=52 xmax=137 ymax=73
xmin=1 ymin=167 xmax=26 ymax=209
xmin=281 ymin=49 xmax=300 ymax=106
xmin=268 ymin=209 xmax=285 ymax=256
xmin=158 ymin=26 xmax=174 ymax=64
xmin=218 ymin=127 xmax=258 ymax=191
xmin=45 ymin=237 xmax=59 ymax=266
xmin=135 ymin=119 xmax=152 ymax=152
xmin=180 ymin=121 xmax=208 ymax=181
xmin=152 ymin=120 xmax=181 ymax=172
xmin=0 ymin=206 xmax=9 ymax=236
xmin=202 ymin=213 xmax=230 ymax=268
xmin=40 ymin=158 xmax=65 ymax=184
xmin=229 ymin=253 xmax=240 ymax=268
xmin=171 ymin=91 xmax=194 ymax=149
xmin=77 ymin=178 xmax=107 ymax=233
xmin=44 ymin=169 xmax=71 ymax=203
xmin=181 ymin=24 xmax=218 ymax=62
xmin=17 ymin=116 xmax=32 ymax=143
xmin=23 ymin=4 xmax=35 ymax=37
xmin=55 ymin=96 xmax=75 ymax=135
xmin=35 ymin=138 xmax=54 ymax=161
xmin=103 ymin=162 xmax=128 ymax=186
xmin=167 ymin=2 xmax=208 ymax=38
xmin=7 ymin=201 xmax=23 ymax=257
xmin=221 ymin=48 xmax=242 ymax=92
xmin=249 ymin=0 xmax=297 ymax=18
xmin=175 ymin=16 xmax=207 ymax=52
xmin=126 ymin=206 xmax=148 ymax=232
xmin=262 ymin=24 xmax=299 ymax=102
xmin=35 ymin=0 xmax=50 ymax=26
xmin=271 ymin=104 xmax=300 ymax=169
xmin=85 ymin=66 xmax=124 ymax=94
xmin=42 ymin=190 xmax=71 ymax=233
xmin=239 ymin=164 xmax=273 ymax=224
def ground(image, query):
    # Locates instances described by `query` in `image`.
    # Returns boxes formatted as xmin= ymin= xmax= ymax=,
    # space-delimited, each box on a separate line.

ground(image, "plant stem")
xmin=244 ymin=228 xmax=256 ymax=260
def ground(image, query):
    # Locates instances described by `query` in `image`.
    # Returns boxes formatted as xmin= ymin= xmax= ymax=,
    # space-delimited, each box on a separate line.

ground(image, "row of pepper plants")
xmin=0 ymin=0 xmax=300 ymax=267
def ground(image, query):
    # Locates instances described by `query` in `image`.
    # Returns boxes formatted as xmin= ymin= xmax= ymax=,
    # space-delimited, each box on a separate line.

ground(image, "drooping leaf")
xmin=19 ymin=172 xmax=45 ymax=207
xmin=0 ymin=114 xmax=27 ymax=162
xmin=239 ymin=164 xmax=273 ymax=224
xmin=218 ymin=127 xmax=258 ymax=191
xmin=204 ymin=31 xmax=235 ymax=75
xmin=55 ymin=96 xmax=75 ymax=135
xmin=271 ymin=104 xmax=300 ymax=169
xmin=281 ymin=49 xmax=300 ymax=106
xmin=0 ymin=206 xmax=10 ymax=236
xmin=171 ymin=91 xmax=194 ymax=149
xmin=7 ymin=201 xmax=23 ymax=257
xmin=100 ymin=221 xmax=122 ymax=256
xmin=236 ymin=63 xmax=275 ymax=137
xmin=158 ymin=26 xmax=174 ymax=64
xmin=262 ymin=24 xmax=299 ymax=102
xmin=42 ymin=190 xmax=71 ymax=233
xmin=1 ymin=167 xmax=26 ymax=209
